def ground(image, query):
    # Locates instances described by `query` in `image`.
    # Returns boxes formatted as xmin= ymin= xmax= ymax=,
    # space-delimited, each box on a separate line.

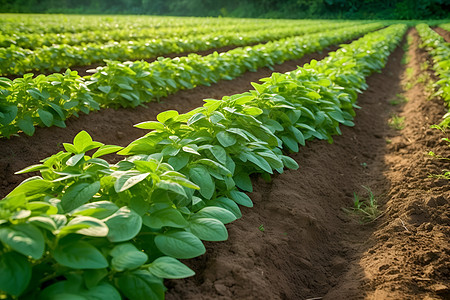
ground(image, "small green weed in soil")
xmin=389 ymin=114 xmax=406 ymax=130
xmin=343 ymin=186 xmax=381 ymax=223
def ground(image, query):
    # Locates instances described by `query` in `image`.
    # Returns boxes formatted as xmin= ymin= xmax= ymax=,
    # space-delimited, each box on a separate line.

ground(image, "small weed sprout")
xmin=388 ymin=114 xmax=405 ymax=130
xmin=258 ymin=224 xmax=265 ymax=232
xmin=343 ymin=186 xmax=381 ymax=223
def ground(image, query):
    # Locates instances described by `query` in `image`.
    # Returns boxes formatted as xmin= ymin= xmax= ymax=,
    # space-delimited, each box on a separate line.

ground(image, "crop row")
xmin=0 ymin=21 xmax=369 ymax=75
xmin=0 ymin=23 xmax=384 ymax=138
xmin=416 ymin=23 xmax=450 ymax=126
xmin=0 ymin=19 xmax=342 ymax=50
xmin=0 ymin=24 xmax=406 ymax=299
xmin=0 ymin=14 xmax=325 ymax=35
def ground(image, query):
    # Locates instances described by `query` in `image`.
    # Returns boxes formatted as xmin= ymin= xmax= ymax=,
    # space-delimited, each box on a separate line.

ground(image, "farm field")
xmin=0 ymin=14 xmax=449 ymax=300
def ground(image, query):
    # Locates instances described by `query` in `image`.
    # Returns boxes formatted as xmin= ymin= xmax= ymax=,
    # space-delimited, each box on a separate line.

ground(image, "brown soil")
xmin=434 ymin=27 xmax=450 ymax=43
xmin=1 ymin=29 xmax=449 ymax=300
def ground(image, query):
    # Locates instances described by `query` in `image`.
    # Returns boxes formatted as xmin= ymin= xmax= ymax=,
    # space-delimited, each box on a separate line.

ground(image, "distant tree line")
xmin=1 ymin=0 xmax=449 ymax=20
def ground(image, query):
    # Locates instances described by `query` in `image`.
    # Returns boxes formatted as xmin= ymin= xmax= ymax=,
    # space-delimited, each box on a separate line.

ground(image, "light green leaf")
xmin=59 ymin=216 xmax=108 ymax=237
xmin=92 ymin=145 xmax=123 ymax=158
xmin=229 ymin=190 xmax=253 ymax=207
xmin=17 ymin=116 xmax=35 ymax=136
xmin=193 ymin=206 xmax=236 ymax=224
xmin=216 ymin=131 xmax=236 ymax=147
xmin=148 ymin=256 xmax=195 ymax=279
xmin=154 ymin=231 xmax=205 ymax=259
xmin=114 ymin=172 xmax=150 ymax=193
xmin=156 ymin=110 xmax=178 ymax=123
xmin=189 ymin=218 xmax=228 ymax=241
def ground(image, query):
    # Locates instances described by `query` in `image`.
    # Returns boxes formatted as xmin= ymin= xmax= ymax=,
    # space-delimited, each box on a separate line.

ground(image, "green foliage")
xmin=0 ymin=24 xmax=406 ymax=299
xmin=0 ymin=21 xmax=382 ymax=137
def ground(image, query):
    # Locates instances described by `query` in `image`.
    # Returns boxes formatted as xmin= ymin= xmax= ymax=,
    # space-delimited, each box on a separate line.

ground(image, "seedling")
xmin=258 ymin=224 xmax=265 ymax=232
xmin=343 ymin=186 xmax=381 ymax=223
xmin=388 ymin=114 xmax=405 ymax=130
xmin=389 ymin=94 xmax=408 ymax=106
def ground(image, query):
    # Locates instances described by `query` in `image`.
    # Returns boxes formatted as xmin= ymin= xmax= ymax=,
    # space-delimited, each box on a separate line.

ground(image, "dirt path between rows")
xmin=434 ymin=27 xmax=450 ymax=43
xmin=164 ymin=29 xmax=449 ymax=299
xmin=0 ymin=47 xmax=336 ymax=198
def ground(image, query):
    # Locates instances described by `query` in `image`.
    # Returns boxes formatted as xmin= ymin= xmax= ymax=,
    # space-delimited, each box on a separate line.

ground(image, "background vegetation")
xmin=1 ymin=0 xmax=449 ymax=20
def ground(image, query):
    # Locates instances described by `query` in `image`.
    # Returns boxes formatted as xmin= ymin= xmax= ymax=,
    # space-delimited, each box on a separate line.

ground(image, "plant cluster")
xmin=0 ymin=24 xmax=406 ymax=299
xmin=416 ymin=23 xmax=450 ymax=127
xmin=0 ymin=23 xmax=383 ymax=138
xmin=0 ymin=20 xmax=366 ymax=75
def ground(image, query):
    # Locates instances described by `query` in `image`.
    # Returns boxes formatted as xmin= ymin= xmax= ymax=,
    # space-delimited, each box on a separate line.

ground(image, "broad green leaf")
xmin=116 ymin=270 xmax=164 ymax=300
xmin=168 ymin=154 xmax=189 ymax=171
xmin=281 ymin=135 xmax=299 ymax=152
xmin=66 ymin=153 xmax=85 ymax=166
xmin=193 ymin=206 xmax=236 ymax=224
xmin=15 ymin=164 xmax=47 ymax=174
xmin=104 ymin=207 xmax=142 ymax=242
xmin=28 ymin=216 xmax=58 ymax=232
xmin=17 ymin=116 xmax=35 ymax=136
xmin=216 ymin=131 xmax=236 ymax=147
xmin=61 ymin=181 xmax=101 ymax=212
xmin=233 ymin=172 xmax=253 ymax=192
xmin=156 ymin=110 xmax=178 ymax=123
xmin=37 ymin=108 xmax=54 ymax=127
xmin=73 ymin=130 xmax=103 ymax=153
xmin=189 ymin=218 xmax=228 ymax=241
xmin=148 ymin=256 xmax=195 ymax=279
xmin=71 ymin=201 xmax=119 ymax=219
xmin=53 ymin=240 xmax=108 ymax=269
xmin=59 ymin=216 xmax=108 ymax=237
xmin=210 ymin=145 xmax=227 ymax=164
xmin=134 ymin=121 xmax=165 ymax=131
xmin=0 ymin=252 xmax=31 ymax=296
xmin=0 ymin=105 xmax=17 ymax=125
xmin=83 ymin=269 xmax=108 ymax=289
xmin=110 ymin=243 xmax=148 ymax=272
xmin=0 ymin=223 xmax=45 ymax=259
xmin=143 ymin=207 xmax=188 ymax=229
xmin=26 ymin=201 xmax=58 ymax=215
xmin=81 ymin=282 xmax=121 ymax=300
xmin=189 ymin=166 xmax=214 ymax=199
xmin=281 ymin=155 xmax=299 ymax=170
xmin=98 ymin=85 xmax=111 ymax=93
xmin=154 ymin=231 xmax=205 ymax=259
xmin=156 ymin=180 xmax=187 ymax=198
xmin=92 ymin=145 xmax=123 ymax=158
xmin=208 ymin=197 xmax=242 ymax=218
xmin=229 ymin=190 xmax=253 ymax=207
xmin=114 ymin=172 xmax=150 ymax=193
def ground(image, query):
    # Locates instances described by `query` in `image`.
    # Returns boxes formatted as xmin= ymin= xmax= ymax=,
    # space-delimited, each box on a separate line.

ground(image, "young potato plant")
xmin=0 ymin=20 xmax=365 ymax=75
xmin=416 ymin=23 xmax=450 ymax=127
xmin=0 ymin=70 xmax=98 ymax=138
xmin=0 ymin=24 xmax=406 ymax=299
xmin=0 ymin=23 xmax=383 ymax=138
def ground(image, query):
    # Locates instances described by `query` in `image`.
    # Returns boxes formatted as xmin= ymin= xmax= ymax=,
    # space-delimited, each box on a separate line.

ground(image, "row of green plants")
xmin=438 ymin=23 xmax=450 ymax=32
xmin=0 ymin=24 xmax=406 ymax=299
xmin=1 ymin=14 xmax=304 ymax=35
xmin=0 ymin=21 xmax=368 ymax=75
xmin=416 ymin=23 xmax=450 ymax=127
xmin=0 ymin=23 xmax=383 ymax=138
xmin=0 ymin=19 xmax=333 ymax=49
